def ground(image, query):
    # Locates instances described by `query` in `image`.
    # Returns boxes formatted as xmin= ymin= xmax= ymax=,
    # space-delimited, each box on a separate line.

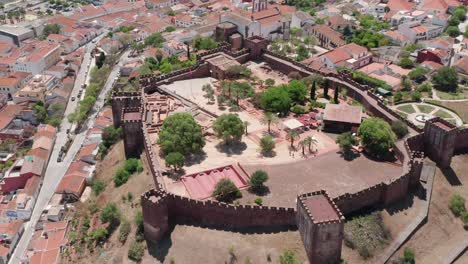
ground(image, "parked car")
xmin=71 ymin=96 xmax=75 ymax=101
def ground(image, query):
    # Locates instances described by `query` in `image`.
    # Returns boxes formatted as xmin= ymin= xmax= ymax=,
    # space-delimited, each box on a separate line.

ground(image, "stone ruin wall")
xmin=141 ymin=189 xmax=297 ymax=241
xmin=455 ymin=127 xmax=468 ymax=152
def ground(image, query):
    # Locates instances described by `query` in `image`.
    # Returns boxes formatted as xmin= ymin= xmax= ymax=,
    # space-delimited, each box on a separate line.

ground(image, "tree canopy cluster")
xmin=432 ymin=66 xmax=459 ymax=93
xmin=260 ymin=80 xmax=308 ymax=115
xmin=213 ymin=114 xmax=245 ymax=144
xmin=140 ymin=54 xmax=195 ymax=75
xmin=192 ymin=36 xmax=218 ymax=50
xmin=144 ymin=33 xmax=165 ymax=47
xmin=358 ymin=118 xmax=396 ymax=158
xmin=158 ymin=113 xmax=205 ymax=155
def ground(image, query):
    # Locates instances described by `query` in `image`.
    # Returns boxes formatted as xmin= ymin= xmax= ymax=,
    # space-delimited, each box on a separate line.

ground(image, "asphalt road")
xmin=7 ymin=33 xmax=115 ymax=264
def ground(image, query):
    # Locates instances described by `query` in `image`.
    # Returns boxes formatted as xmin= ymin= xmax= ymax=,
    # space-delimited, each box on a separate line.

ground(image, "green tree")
xmin=260 ymin=135 xmax=275 ymax=155
xmin=99 ymin=125 xmax=122 ymax=155
xmin=231 ymin=82 xmax=254 ymax=105
xmin=399 ymin=57 xmax=414 ymax=69
xmin=336 ymin=132 xmax=358 ymax=159
xmin=249 ymin=170 xmax=268 ymax=193
xmin=165 ymin=152 xmax=185 ymax=171
xmin=192 ymin=36 xmax=218 ymax=50
xmin=213 ymin=114 xmax=245 ymax=143
xmin=212 ymin=178 xmax=242 ymax=203
xmin=446 ymin=26 xmax=461 ymax=37
xmin=432 ymin=66 xmax=459 ymax=92
xmin=449 ymin=194 xmax=466 ymax=217
xmin=265 ymin=78 xmax=275 ymax=86
xmin=101 ymin=202 xmax=120 ymax=227
xmin=260 ymin=86 xmax=292 ymax=115
xmin=391 ymin=120 xmax=409 ymax=139
xmin=279 ymin=250 xmax=301 ymax=264
xmin=261 ymin=112 xmax=279 ymax=133
xmin=408 ymin=66 xmax=429 ymax=83
xmin=394 ymin=90 xmax=403 ymax=103
xmin=296 ymin=44 xmax=309 ymax=61
xmin=42 ymin=23 xmax=60 ymax=37
xmin=411 ymin=91 xmax=421 ymax=102
xmin=286 ymin=130 xmax=300 ymax=148
xmin=310 ymin=81 xmax=316 ymax=100
xmin=287 ymin=80 xmax=308 ymax=103
xmin=144 ymin=33 xmax=165 ymax=47
xmin=401 ymin=75 xmax=412 ymax=90
xmin=358 ymin=118 xmax=396 ymax=158
xmin=333 ymin=86 xmax=340 ymax=103
xmin=158 ymin=113 xmax=205 ymax=155
xmin=90 ymin=228 xmax=108 ymax=244
xmin=323 ymin=79 xmax=329 ymax=98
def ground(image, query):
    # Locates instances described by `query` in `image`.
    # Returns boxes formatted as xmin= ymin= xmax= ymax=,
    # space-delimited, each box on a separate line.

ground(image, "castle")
xmin=112 ymin=25 xmax=468 ymax=263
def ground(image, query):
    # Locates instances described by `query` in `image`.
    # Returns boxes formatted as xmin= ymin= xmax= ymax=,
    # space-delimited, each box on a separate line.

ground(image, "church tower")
xmin=252 ymin=0 xmax=267 ymax=13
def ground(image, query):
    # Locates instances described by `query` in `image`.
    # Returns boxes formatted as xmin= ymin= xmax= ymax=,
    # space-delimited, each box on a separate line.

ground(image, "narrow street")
xmin=7 ymin=35 xmax=125 ymax=264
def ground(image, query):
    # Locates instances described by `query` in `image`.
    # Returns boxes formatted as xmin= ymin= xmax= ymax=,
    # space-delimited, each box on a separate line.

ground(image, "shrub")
xmin=403 ymin=248 xmax=415 ymax=264
xmin=114 ymin=168 xmax=130 ymax=187
xmin=309 ymin=100 xmax=326 ymax=110
xmin=279 ymin=250 xmax=301 ymax=264
xmin=260 ymin=135 xmax=275 ymax=154
xmin=254 ymin=198 xmax=263 ymax=205
xmin=91 ymin=180 xmax=106 ymax=196
xmin=101 ymin=202 xmax=120 ymax=226
xmin=391 ymin=120 xmax=409 ymax=139
xmin=411 ymin=91 xmax=421 ymax=102
xmin=461 ymin=212 xmax=468 ymax=224
xmin=90 ymin=228 xmax=108 ymax=244
xmin=124 ymin=158 xmax=143 ymax=174
xmin=128 ymin=241 xmax=145 ymax=261
xmin=212 ymin=178 xmax=242 ymax=203
xmin=249 ymin=170 xmax=269 ymax=193
xmin=291 ymin=105 xmax=306 ymax=115
xmin=449 ymin=194 xmax=466 ymax=217
xmin=119 ymin=220 xmax=131 ymax=243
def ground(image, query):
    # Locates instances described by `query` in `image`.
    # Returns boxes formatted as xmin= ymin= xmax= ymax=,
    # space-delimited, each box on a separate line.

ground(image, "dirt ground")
xmin=388 ymin=154 xmax=468 ymax=263
xmin=241 ymin=151 xmax=402 ymax=207
xmin=67 ymin=141 xmax=155 ymax=264
xmin=143 ymin=225 xmax=306 ymax=264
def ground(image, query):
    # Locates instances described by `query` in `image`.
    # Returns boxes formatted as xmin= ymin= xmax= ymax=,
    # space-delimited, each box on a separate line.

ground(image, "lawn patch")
xmin=416 ymin=104 xmax=434 ymax=114
xmin=434 ymin=110 xmax=452 ymax=119
xmin=396 ymin=104 xmax=415 ymax=114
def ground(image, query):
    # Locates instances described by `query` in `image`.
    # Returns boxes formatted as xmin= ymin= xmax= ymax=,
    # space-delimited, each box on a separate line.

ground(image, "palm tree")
xmin=261 ymin=112 xmax=279 ymax=134
xmin=243 ymin=121 xmax=250 ymax=135
xmin=286 ymin=130 xmax=300 ymax=148
xmin=299 ymin=139 xmax=308 ymax=155
xmin=304 ymin=136 xmax=318 ymax=153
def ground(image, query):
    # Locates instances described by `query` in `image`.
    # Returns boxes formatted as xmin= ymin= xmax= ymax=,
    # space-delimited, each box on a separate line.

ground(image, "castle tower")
xmin=297 ymin=191 xmax=344 ymax=264
xmin=423 ymin=118 xmax=457 ymax=168
xmin=111 ymin=92 xmax=141 ymax=128
xmin=141 ymin=190 xmax=169 ymax=241
xmin=122 ymin=107 xmax=144 ymax=158
xmin=252 ymin=0 xmax=267 ymax=13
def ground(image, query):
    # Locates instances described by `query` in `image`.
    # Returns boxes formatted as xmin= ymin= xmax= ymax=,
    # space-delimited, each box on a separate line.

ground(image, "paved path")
xmin=7 ymin=34 xmax=122 ymax=264
xmin=379 ymin=160 xmax=436 ymax=264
